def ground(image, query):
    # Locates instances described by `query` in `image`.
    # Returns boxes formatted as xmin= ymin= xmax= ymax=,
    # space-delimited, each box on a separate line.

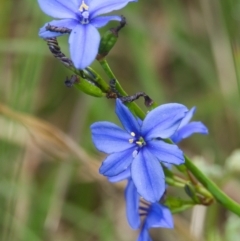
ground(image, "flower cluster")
xmin=38 ymin=0 xmax=136 ymax=69
xmin=91 ymin=99 xmax=208 ymax=240
xmin=38 ymin=1 xmax=209 ymax=240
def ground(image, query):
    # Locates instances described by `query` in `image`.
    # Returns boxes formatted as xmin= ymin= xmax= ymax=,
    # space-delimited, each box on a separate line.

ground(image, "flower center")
xmin=128 ymin=132 xmax=146 ymax=157
xmin=136 ymin=137 xmax=146 ymax=147
xmin=79 ymin=1 xmax=90 ymax=24
xmin=128 ymin=132 xmax=146 ymax=147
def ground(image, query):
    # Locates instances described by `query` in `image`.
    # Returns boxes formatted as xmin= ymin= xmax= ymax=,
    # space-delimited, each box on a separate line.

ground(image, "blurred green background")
xmin=1 ymin=0 xmax=240 ymax=241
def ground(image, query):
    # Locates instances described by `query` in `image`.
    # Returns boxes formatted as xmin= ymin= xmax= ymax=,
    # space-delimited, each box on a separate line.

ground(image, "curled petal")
xmin=142 ymin=103 xmax=188 ymax=140
xmin=38 ymin=0 xmax=78 ymax=19
xmin=89 ymin=0 xmax=136 ymax=18
xmin=146 ymin=203 xmax=174 ymax=229
xmin=39 ymin=19 xmax=78 ymax=38
xmin=91 ymin=122 xmax=133 ymax=154
xmin=147 ymin=140 xmax=184 ymax=165
xmin=131 ymin=148 xmax=165 ymax=203
xmin=91 ymin=15 xmax=122 ymax=28
xmin=115 ymin=99 xmax=141 ymax=134
xmin=69 ymin=24 xmax=100 ymax=69
xmin=171 ymin=121 xmax=208 ymax=143
xmin=125 ymin=179 xmax=140 ymax=229
xmin=99 ymin=148 xmax=134 ymax=176
xmin=178 ymin=107 xmax=196 ymax=129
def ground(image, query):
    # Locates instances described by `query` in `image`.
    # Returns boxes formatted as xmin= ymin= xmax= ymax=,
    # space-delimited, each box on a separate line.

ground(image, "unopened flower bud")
xmin=65 ymin=75 xmax=104 ymax=97
xmin=97 ymin=29 xmax=118 ymax=60
xmin=97 ymin=16 xmax=126 ymax=60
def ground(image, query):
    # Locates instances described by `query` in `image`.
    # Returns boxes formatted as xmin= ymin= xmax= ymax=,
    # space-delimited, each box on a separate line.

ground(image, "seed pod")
xmin=97 ymin=28 xmax=118 ymax=60
xmin=184 ymin=183 xmax=200 ymax=203
xmin=97 ymin=16 xmax=126 ymax=60
xmin=65 ymin=75 xmax=104 ymax=97
xmin=76 ymin=80 xmax=104 ymax=97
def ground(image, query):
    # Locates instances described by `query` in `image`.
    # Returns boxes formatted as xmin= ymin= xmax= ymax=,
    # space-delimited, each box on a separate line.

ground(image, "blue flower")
xmin=109 ymin=172 xmax=173 ymax=240
xmin=91 ymin=99 xmax=188 ymax=202
xmin=109 ymin=170 xmax=173 ymax=241
xmin=125 ymin=178 xmax=173 ymax=241
xmin=170 ymin=107 xmax=208 ymax=143
xmin=38 ymin=0 xmax=136 ymax=69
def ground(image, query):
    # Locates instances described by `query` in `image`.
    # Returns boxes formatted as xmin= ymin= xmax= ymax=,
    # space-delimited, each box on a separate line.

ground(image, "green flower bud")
xmin=97 ymin=28 xmax=118 ymax=59
xmin=165 ymin=196 xmax=194 ymax=213
xmin=65 ymin=75 xmax=104 ymax=97
xmin=75 ymin=79 xmax=104 ymax=97
xmin=97 ymin=16 xmax=126 ymax=60
xmin=184 ymin=183 xmax=201 ymax=203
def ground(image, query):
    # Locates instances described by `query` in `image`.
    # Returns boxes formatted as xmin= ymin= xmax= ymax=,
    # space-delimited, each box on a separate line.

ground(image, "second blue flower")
xmin=91 ymin=99 xmax=188 ymax=202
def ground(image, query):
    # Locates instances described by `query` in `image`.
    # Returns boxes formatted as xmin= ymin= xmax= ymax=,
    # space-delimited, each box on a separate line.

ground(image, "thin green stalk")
xmin=184 ymin=156 xmax=240 ymax=216
xmin=165 ymin=177 xmax=185 ymax=188
xmin=98 ymin=58 xmax=145 ymax=119
xmin=98 ymin=58 xmax=116 ymax=80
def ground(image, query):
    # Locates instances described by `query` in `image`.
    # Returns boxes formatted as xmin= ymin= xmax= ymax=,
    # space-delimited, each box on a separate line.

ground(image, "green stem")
xmin=185 ymin=156 xmax=240 ymax=216
xmin=83 ymin=67 xmax=109 ymax=93
xmin=98 ymin=58 xmax=145 ymax=119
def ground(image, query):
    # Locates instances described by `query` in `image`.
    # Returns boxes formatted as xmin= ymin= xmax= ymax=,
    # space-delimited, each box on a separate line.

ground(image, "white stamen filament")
xmin=131 ymin=132 xmax=135 ymax=137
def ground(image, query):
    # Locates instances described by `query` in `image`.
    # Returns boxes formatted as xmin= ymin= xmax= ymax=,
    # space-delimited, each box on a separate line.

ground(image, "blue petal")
xmin=142 ymin=103 xmax=188 ymax=140
xmin=99 ymin=148 xmax=134 ymax=176
xmin=72 ymin=0 xmax=81 ymax=6
xmin=178 ymin=107 xmax=196 ymax=129
xmin=171 ymin=121 xmax=208 ymax=143
xmin=69 ymin=24 xmax=100 ymax=69
xmin=108 ymin=168 xmax=131 ymax=182
xmin=91 ymin=15 xmax=122 ymax=28
xmin=131 ymin=148 xmax=165 ymax=203
xmin=39 ymin=19 xmax=78 ymax=38
xmin=89 ymin=0 xmax=137 ymax=19
xmin=146 ymin=203 xmax=173 ymax=229
xmin=115 ymin=99 xmax=141 ymax=134
xmin=125 ymin=179 xmax=141 ymax=229
xmin=137 ymin=227 xmax=152 ymax=241
xmin=91 ymin=121 xmax=133 ymax=154
xmin=38 ymin=0 xmax=78 ymax=19
xmin=147 ymin=140 xmax=184 ymax=165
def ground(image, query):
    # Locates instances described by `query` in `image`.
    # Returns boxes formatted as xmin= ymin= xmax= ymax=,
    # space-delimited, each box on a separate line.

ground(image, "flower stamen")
xmin=79 ymin=0 xmax=89 ymax=12
xmin=129 ymin=138 xmax=134 ymax=144
xmin=136 ymin=137 xmax=146 ymax=147
xmin=136 ymin=141 xmax=143 ymax=146
xmin=80 ymin=11 xmax=90 ymax=24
